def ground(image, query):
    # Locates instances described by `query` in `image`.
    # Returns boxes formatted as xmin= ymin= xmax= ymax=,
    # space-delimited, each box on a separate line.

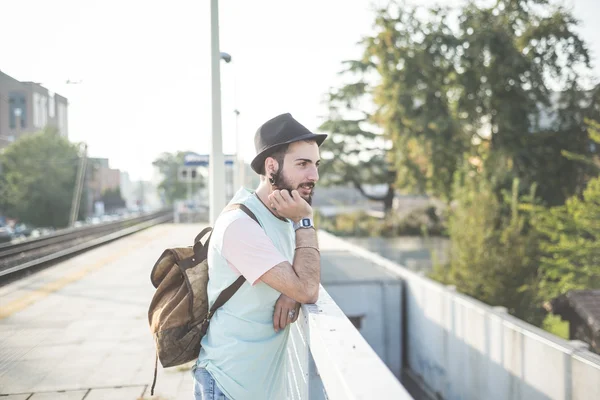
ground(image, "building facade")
xmin=0 ymin=70 xmax=68 ymax=148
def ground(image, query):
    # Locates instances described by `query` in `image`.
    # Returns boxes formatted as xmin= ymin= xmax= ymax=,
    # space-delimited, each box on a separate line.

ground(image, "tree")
xmin=0 ymin=127 xmax=81 ymax=227
xmin=535 ymin=179 xmax=600 ymax=301
xmin=319 ymin=3 xmax=471 ymax=203
xmin=320 ymin=0 xmax=597 ymax=206
xmin=318 ymin=105 xmax=397 ymax=213
xmin=534 ymin=119 xmax=600 ymax=301
xmin=152 ymin=151 xmax=204 ymax=205
xmin=432 ymin=164 xmax=544 ymax=324
xmin=455 ymin=0 xmax=598 ymax=205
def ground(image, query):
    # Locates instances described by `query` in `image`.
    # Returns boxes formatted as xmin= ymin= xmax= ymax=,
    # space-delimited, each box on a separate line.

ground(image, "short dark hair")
xmin=261 ymin=144 xmax=289 ymax=176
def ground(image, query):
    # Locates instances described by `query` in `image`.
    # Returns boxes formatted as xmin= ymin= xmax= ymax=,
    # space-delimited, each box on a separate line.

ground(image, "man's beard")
xmin=272 ymin=170 xmax=314 ymax=205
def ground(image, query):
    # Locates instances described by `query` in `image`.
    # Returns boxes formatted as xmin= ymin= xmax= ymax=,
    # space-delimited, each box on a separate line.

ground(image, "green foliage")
xmin=321 ymin=0 xmax=598 ymax=207
xmin=433 ymin=166 xmax=544 ymax=325
xmin=365 ymin=4 xmax=469 ymax=200
xmin=0 ymin=128 xmax=80 ymax=227
xmin=541 ymin=313 xmax=569 ymax=340
xmin=318 ymin=110 xmax=396 ymax=211
xmin=531 ymin=119 xmax=600 ymax=303
xmin=534 ymin=176 xmax=600 ymax=301
xmin=152 ymin=151 xmax=204 ymax=205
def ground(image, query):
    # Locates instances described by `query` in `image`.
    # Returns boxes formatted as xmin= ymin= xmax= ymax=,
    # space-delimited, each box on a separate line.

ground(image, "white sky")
xmin=1 ymin=0 xmax=598 ymax=181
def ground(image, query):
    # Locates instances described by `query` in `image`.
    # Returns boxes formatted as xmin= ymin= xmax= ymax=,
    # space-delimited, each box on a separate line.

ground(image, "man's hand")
xmin=273 ymin=293 xmax=301 ymax=332
xmin=268 ymin=190 xmax=313 ymax=223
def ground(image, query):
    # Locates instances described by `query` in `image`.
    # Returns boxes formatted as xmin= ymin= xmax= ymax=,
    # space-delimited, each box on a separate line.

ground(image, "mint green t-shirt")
xmin=197 ymin=188 xmax=295 ymax=400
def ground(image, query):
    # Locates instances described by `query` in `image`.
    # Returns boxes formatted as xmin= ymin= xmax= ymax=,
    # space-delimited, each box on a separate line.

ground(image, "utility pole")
xmin=69 ymin=144 xmax=87 ymax=226
xmin=209 ymin=0 xmax=226 ymax=225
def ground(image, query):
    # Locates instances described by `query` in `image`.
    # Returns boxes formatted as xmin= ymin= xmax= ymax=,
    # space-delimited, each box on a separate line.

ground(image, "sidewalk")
xmin=0 ymin=223 xmax=374 ymax=400
xmin=0 ymin=224 xmax=202 ymax=399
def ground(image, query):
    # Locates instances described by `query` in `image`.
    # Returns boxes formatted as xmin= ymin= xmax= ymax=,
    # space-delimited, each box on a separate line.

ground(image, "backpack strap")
xmin=223 ymin=203 xmax=260 ymax=224
xmin=194 ymin=203 xmax=260 ymax=258
xmin=204 ymin=203 xmax=261 ymax=319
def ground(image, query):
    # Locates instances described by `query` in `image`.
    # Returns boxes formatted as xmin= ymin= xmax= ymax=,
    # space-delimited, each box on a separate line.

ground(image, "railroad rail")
xmin=0 ymin=210 xmax=173 ymax=279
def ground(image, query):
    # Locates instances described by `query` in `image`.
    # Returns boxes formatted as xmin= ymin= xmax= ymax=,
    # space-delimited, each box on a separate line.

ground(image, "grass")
xmin=542 ymin=313 xmax=569 ymax=340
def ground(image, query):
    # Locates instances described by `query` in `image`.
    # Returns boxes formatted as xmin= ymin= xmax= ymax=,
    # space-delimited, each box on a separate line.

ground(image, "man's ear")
xmin=264 ymin=157 xmax=279 ymax=176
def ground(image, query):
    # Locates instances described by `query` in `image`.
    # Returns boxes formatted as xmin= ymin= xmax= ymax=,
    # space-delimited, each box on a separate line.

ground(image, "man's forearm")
xmin=291 ymin=228 xmax=320 ymax=303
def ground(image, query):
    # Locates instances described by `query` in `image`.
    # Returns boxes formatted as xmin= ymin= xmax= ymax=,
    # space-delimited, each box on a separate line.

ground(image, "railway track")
xmin=0 ymin=210 xmax=173 ymax=280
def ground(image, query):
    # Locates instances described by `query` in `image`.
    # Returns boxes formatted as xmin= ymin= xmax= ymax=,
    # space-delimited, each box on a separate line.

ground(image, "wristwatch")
xmin=293 ymin=217 xmax=314 ymax=231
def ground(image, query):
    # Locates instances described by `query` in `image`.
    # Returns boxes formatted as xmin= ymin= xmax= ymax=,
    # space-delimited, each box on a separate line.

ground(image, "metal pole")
xmin=234 ymin=109 xmax=244 ymax=188
xmin=210 ymin=0 xmax=226 ymax=225
xmin=69 ymin=144 xmax=87 ymax=226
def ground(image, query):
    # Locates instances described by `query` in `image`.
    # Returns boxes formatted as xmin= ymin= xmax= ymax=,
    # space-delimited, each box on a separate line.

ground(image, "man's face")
xmin=271 ymin=141 xmax=320 ymax=205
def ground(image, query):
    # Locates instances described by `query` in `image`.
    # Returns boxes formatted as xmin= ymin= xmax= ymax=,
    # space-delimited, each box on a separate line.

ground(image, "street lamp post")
xmin=234 ymin=109 xmax=244 ymax=189
xmin=219 ymin=52 xmax=244 ymax=192
xmin=209 ymin=0 xmax=226 ymax=225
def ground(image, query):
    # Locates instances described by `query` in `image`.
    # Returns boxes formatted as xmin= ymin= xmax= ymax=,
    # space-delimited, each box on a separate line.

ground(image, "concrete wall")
xmin=324 ymin=282 xmax=403 ymax=378
xmin=320 ymin=231 xmax=600 ymax=400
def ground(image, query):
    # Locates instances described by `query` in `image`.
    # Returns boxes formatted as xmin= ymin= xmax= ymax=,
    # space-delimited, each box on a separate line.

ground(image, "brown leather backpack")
xmin=147 ymin=203 xmax=259 ymax=395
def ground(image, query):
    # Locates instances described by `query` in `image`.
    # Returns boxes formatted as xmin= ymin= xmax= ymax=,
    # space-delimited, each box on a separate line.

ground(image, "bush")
xmin=534 ymin=176 xmax=600 ymax=301
xmin=431 ymin=168 xmax=545 ymax=325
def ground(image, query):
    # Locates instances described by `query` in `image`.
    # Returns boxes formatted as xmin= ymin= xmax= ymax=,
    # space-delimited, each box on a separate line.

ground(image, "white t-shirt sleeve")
xmin=221 ymin=215 xmax=288 ymax=285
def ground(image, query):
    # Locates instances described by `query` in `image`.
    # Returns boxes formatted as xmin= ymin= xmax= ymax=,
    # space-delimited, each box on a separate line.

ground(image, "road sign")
xmin=184 ymin=152 xmax=235 ymax=167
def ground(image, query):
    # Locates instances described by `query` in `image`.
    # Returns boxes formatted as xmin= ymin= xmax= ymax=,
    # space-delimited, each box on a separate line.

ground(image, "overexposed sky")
xmin=1 ymin=0 xmax=598 ymax=181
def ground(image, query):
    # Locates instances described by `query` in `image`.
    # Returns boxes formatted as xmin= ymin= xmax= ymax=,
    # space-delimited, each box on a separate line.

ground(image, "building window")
xmin=8 ymin=92 xmax=26 ymax=129
xmin=33 ymin=93 xmax=40 ymax=128
xmin=40 ymin=95 xmax=48 ymax=127
xmin=48 ymin=92 xmax=55 ymax=118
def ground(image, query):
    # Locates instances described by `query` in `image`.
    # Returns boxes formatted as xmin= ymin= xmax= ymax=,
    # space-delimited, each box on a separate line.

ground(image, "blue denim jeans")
xmin=193 ymin=366 xmax=230 ymax=400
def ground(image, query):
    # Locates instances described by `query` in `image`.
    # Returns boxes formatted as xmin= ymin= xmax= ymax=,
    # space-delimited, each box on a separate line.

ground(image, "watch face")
xmin=302 ymin=219 xmax=311 ymax=227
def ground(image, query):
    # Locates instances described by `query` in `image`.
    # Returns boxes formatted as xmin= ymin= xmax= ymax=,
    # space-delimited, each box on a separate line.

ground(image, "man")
xmin=193 ymin=113 xmax=327 ymax=400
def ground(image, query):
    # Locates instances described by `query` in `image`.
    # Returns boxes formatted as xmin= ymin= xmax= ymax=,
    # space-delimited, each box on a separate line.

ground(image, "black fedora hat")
xmin=251 ymin=113 xmax=327 ymax=174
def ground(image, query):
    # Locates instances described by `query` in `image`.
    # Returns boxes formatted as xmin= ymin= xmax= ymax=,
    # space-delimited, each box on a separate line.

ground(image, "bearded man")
xmin=193 ymin=113 xmax=327 ymax=400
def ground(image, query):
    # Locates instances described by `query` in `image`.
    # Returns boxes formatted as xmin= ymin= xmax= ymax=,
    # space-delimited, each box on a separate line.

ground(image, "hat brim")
xmin=251 ymin=132 xmax=328 ymax=174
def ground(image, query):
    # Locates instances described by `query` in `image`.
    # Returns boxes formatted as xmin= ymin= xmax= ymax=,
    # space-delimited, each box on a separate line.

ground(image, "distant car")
xmin=0 ymin=226 xmax=14 ymax=243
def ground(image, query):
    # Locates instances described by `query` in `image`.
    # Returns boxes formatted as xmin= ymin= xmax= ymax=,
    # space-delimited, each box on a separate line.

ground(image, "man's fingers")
xmin=280 ymin=190 xmax=293 ymax=203
xmin=279 ymin=308 xmax=288 ymax=331
xmin=272 ymin=190 xmax=286 ymax=204
xmin=290 ymin=190 xmax=301 ymax=201
xmin=273 ymin=305 xmax=282 ymax=332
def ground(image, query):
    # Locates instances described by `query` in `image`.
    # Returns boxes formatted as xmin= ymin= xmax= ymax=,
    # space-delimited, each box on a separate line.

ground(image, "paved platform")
xmin=0 ymin=223 xmax=367 ymax=400
xmin=0 ymin=224 xmax=204 ymax=400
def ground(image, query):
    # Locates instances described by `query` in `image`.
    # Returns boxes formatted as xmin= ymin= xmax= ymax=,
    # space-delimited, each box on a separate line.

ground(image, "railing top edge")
xmin=300 ymin=285 xmax=413 ymax=400
xmin=318 ymin=230 xmax=600 ymax=366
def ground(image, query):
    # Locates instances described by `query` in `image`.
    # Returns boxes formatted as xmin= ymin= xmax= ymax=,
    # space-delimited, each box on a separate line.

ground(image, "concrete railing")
xmin=286 ymin=285 xmax=413 ymax=399
xmin=320 ymin=231 xmax=600 ymax=400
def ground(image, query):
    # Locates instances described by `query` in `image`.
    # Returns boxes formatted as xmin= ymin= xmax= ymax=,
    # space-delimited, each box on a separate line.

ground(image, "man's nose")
xmin=307 ymin=166 xmax=319 ymax=182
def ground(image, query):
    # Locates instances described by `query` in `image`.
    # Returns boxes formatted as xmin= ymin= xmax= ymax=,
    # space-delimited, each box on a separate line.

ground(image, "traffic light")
xmin=178 ymin=166 xmax=201 ymax=182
